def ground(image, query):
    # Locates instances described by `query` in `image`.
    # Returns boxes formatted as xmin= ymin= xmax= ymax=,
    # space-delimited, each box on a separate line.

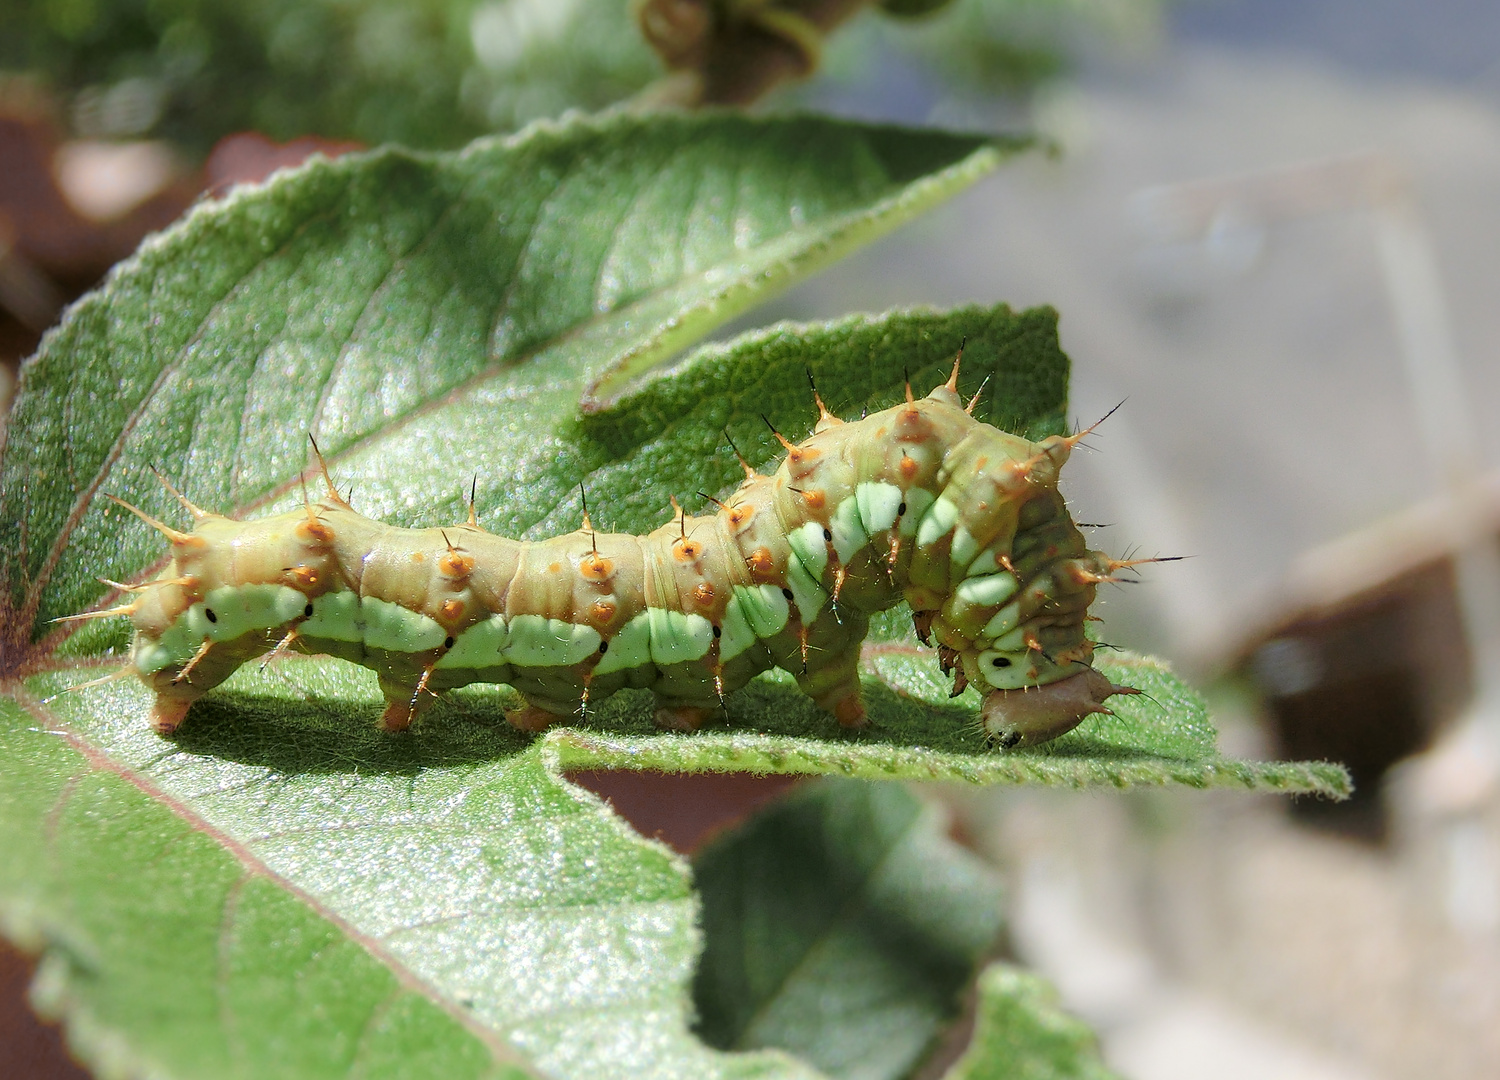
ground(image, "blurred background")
xmin=4 ymin=1 xmax=1500 ymax=1077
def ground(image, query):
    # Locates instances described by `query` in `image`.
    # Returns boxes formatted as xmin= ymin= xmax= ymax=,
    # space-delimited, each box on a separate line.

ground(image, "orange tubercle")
xmin=783 ymin=444 xmax=821 ymax=476
xmin=296 ymin=519 xmax=336 ymax=545
xmin=579 ymin=553 xmax=614 ymax=581
xmin=289 ymin=565 xmax=320 ymax=590
xmin=1064 ymin=561 xmax=1104 ymax=586
xmin=894 ymin=407 xmax=931 ymax=441
xmin=590 ymin=600 xmax=618 ymax=626
xmin=747 ymin=547 xmax=777 ymax=582
xmin=1055 ymin=642 xmax=1095 ymax=665
xmin=438 ymin=551 xmax=474 ymax=579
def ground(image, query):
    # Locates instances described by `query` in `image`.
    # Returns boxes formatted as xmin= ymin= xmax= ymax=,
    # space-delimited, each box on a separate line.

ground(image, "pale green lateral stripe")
xmin=990 ymin=624 xmax=1030 ymax=653
xmin=185 ymin=584 xmax=307 ymax=644
xmin=361 ymin=596 xmax=447 ymax=653
xmin=955 ymin=573 xmax=1018 ymax=609
xmin=979 ymin=649 xmax=1048 ymax=689
xmin=505 ymin=614 xmax=602 ymax=667
xmin=133 ymin=622 xmax=197 ymax=676
xmin=949 ymin=525 xmax=979 ymax=568
xmin=784 ymin=554 xmax=827 ymax=623
xmin=718 ymin=596 xmax=758 ymax=662
xmin=855 ymin=481 xmax=902 ymax=536
xmin=435 ymin=615 xmax=509 ymax=669
xmin=595 ymin=611 xmax=652 ymax=675
xmin=898 ymin=487 xmax=936 ymax=538
xmin=829 ymin=497 xmax=867 ymax=564
xmin=647 ymin=608 xmax=714 ymax=666
xmin=916 ymin=496 xmax=960 ymax=548
xmin=732 ymin=584 xmax=790 ymax=639
xmin=966 ymin=544 xmax=1003 ymax=578
xmin=787 ymin=522 xmax=828 ymax=579
xmin=982 ymin=600 xmax=1022 ymax=639
xmin=138 ymin=584 xmax=308 ymax=675
xmin=301 ymin=590 xmax=364 ymax=642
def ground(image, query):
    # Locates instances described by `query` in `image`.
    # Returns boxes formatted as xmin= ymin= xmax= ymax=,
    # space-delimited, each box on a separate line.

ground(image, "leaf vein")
xmin=305 ymin=190 xmax=469 ymax=451
xmin=22 ymin=198 xmax=349 ymax=632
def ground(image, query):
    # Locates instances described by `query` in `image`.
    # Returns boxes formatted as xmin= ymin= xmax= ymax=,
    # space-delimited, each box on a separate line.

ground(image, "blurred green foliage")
xmin=0 ymin=0 xmax=662 ymax=154
xmin=1 ymin=0 xmax=1164 ymax=157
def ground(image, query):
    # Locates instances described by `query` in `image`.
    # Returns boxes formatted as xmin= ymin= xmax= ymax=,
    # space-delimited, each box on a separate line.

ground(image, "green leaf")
xmin=0 ymin=696 xmax=536 ymax=1080
xmin=0 ymin=0 xmax=662 ymax=154
xmin=9 ymin=681 xmax=834 ymax=1080
xmin=692 ymin=778 xmax=1004 ymax=1080
xmin=941 ymin=964 xmax=1120 ymax=1080
xmin=548 ymin=652 xmax=1349 ymax=795
xmin=1 ymin=110 xmax=1016 ymax=656
xmin=18 ymin=656 xmax=1195 ymax=1080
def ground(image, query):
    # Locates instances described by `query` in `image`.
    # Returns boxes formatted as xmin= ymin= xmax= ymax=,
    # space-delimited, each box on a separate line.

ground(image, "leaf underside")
xmin=0 ymin=110 xmax=1346 ymax=1080
xmin=692 ymin=779 xmax=1006 ymax=1080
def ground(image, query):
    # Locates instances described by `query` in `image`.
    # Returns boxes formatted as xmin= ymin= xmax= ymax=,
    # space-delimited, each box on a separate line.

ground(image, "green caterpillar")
xmin=64 ymin=359 xmax=1142 ymax=748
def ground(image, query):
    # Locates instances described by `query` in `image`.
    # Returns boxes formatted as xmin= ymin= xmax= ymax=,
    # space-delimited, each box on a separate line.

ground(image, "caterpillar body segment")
xmin=76 ymin=374 xmax=1136 ymax=748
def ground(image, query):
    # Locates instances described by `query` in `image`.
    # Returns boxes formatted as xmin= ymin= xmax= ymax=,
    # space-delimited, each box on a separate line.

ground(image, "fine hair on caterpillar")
xmin=60 ymin=352 xmax=1155 ymax=749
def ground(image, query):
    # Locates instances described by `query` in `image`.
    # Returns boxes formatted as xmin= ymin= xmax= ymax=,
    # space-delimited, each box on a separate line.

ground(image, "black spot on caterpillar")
xmin=60 ymin=355 xmax=1151 ymax=747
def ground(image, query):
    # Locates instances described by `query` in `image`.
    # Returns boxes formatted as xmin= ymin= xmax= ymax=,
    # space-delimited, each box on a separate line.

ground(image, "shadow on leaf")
xmin=165 ymin=667 xmax=1018 ymax=775
xmin=170 ymin=688 xmax=534 ymax=774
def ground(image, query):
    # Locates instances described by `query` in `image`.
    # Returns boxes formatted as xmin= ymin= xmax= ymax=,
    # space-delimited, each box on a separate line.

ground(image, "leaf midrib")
xmin=11 ymin=682 xmax=537 ymax=1074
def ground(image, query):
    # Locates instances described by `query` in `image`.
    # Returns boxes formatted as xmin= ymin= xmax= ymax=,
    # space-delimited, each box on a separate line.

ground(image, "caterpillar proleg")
xmin=65 ymin=356 xmax=1143 ymax=748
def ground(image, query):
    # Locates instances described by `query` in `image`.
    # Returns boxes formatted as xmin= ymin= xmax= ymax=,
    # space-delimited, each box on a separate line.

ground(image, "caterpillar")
xmin=61 ymin=355 xmax=1146 ymax=749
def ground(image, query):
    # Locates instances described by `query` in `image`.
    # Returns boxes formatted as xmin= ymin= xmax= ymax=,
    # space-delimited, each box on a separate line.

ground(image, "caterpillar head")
xmin=977 ymin=667 xmax=1130 ymax=749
